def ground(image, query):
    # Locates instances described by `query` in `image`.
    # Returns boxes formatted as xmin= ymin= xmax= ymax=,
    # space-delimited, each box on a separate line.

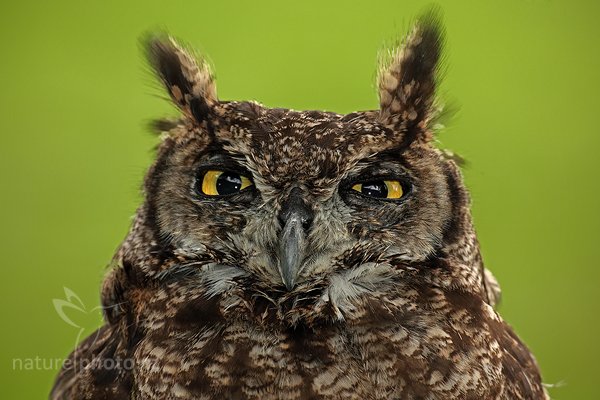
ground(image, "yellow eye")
xmin=351 ymin=180 xmax=404 ymax=199
xmin=200 ymin=170 xmax=253 ymax=196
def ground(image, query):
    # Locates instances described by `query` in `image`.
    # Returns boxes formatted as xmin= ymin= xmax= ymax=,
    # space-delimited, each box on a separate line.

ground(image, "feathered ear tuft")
xmin=378 ymin=9 xmax=444 ymax=143
xmin=144 ymin=35 xmax=217 ymax=123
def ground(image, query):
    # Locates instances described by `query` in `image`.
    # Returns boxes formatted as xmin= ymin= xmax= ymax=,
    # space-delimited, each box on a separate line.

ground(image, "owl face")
xmin=152 ymin=111 xmax=453 ymax=296
xmin=144 ymin=17 xmax=458 ymax=309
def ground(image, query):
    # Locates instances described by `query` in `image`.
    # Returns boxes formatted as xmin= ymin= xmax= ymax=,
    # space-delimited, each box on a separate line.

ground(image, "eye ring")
xmin=349 ymin=179 xmax=407 ymax=200
xmin=197 ymin=169 xmax=254 ymax=196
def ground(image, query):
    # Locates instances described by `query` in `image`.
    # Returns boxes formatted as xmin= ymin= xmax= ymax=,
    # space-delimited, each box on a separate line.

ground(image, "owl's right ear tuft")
xmin=144 ymin=34 xmax=218 ymax=123
xmin=377 ymin=9 xmax=444 ymax=143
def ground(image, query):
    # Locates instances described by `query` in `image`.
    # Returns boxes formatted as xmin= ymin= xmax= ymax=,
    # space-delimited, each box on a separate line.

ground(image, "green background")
xmin=1 ymin=0 xmax=598 ymax=398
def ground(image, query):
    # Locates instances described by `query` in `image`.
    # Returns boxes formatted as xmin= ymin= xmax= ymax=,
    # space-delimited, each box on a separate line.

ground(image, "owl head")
xmin=104 ymin=13 xmax=491 ymax=326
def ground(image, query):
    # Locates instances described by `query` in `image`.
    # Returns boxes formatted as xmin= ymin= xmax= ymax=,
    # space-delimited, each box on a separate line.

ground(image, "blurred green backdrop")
xmin=1 ymin=0 xmax=598 ymax=398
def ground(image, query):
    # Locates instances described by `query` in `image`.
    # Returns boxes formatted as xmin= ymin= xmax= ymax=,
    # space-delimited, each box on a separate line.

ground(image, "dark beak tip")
xmin=283 ymin=278 xmax=295 ymax=291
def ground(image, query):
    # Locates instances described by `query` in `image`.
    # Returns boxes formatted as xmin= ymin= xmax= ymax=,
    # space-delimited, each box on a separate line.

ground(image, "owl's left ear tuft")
xmin=378 ymin=9 xmax=444 ymax=143
xmin=144 ymin=34 xmax=218 ymax=123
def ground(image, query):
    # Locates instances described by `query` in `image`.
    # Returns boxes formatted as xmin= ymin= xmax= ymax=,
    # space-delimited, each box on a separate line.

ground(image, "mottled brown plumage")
xmin=51 ymin=12 xmax=547 ymax=400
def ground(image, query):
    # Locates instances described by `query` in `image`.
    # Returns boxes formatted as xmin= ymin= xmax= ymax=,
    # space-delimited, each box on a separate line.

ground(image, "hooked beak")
xmin=278 ymin=214 xmax=306 ymax=290
xmin=277 ymin=187 xmax=313 ymax=290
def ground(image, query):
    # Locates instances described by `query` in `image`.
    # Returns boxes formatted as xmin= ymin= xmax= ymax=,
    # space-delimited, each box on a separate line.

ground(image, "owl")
xmin=51 ymin=12 xmax=547 ymax=400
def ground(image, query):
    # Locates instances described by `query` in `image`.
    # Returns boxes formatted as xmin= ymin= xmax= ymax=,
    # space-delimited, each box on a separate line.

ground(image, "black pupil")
xmin=216 ymin=172 xmax=243 ymax=195
xmin=361 ymin=181 xmax=388 ymax=198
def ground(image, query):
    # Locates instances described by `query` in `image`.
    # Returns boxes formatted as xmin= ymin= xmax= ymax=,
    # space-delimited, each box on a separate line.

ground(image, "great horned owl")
xmin=51 ymin=13 xmax=547 ymax=400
